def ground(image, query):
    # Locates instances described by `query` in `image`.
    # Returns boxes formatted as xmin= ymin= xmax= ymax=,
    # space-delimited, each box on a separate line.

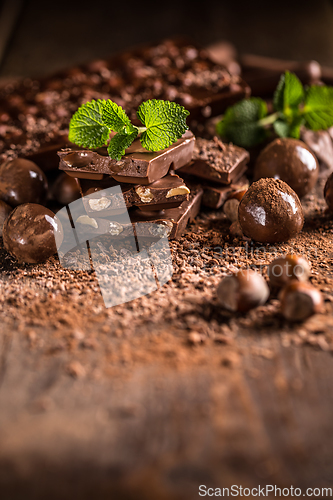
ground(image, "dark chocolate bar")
xmin=0 ymin=38 xmax=249 ymax=167
xmin=76 ymin=173 xmax=190 ymax=216
xmin=74 ymin=186 xmax=203 ymax=241
xmin=58 ymin=131 xmax=195 ymax=184
xmin=201 ymin=175 xmax=249 ymax=209
xmin=179 ymin=137 xmax=249 ymax=185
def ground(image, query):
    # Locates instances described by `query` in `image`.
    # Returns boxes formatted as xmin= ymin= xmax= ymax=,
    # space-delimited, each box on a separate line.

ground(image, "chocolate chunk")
xmin=77 ymin=173 xmax=190 ymax=216
xmin=254 ymin=138 xmax=319 ymax=198
xmin=238 ymin=178 xmax=304 ymax=243
xmin=201 ymin=175 xmax=249 ymax=209
xmin=58 ymin=131 xmax=195 ymax=184
xmin=74 ymin=186 xmax=203 ymax=241
xmin=179 ymin=137 xmax=249 ymax=185
xmin=0 ymin=158 xmax=48 ymax=207
xmin=3 ymin=203 xmax=63 ymax=264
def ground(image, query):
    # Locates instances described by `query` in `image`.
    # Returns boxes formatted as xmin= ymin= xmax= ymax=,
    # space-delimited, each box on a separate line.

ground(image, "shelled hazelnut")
xmin=267 ymin=255 xmax=311 ymax=288
xmin=279 ymin=281 xmax=323 ymax=322
xmin=217 ymin=269 xmax=269 ymax=313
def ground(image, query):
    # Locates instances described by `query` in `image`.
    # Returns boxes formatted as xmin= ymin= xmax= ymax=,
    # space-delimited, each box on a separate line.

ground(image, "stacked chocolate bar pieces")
xmin=58 ymin=131 xmax=202 ymax=240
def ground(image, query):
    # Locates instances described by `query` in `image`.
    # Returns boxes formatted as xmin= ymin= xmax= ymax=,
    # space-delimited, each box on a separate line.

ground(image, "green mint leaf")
xmin=303 ymin=86 xmax=333 ymax=130
xmin=273 ymin=71 xmax=304 ymax=114
xmin=107 ymin=129 xmax=138 ymax=160
xmin=68 ymin=99 xmax=110 ymax=148
xmin=273 ymin=119 xmax=290 ymax=138
xmin=137 ymin=99 xmax=189 ymax=151
xmin=102 ymin=100 xmax=132 ymax=133
xmin=216 ymin=97 xmax=268 ymax=148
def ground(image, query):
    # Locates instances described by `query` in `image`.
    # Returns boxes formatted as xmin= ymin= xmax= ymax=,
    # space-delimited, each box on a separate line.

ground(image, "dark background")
xmin=1 ymin=0 xmax=333 ymax=78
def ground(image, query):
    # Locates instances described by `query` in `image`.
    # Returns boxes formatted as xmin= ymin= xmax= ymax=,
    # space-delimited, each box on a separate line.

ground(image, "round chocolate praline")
xmin=0 ymin=158 xmax=48 ymax=207
xmin=238 ymin=178 xmax=304 ymax=243
xmin=0 ymin=200 xmax=12 ymax=237
xmin=254 ymin=138 xmax=319 ymax=198
xmin=324 ymin=172 xmax=333 ymax=211
xmin=50 ymin=172 xmax=80 ymax=205
xmin=3 ymin=203 xmax=63 ymax=264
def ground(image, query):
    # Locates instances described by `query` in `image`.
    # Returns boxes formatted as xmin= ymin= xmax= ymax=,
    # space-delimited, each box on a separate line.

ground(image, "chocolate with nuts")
xmin=76 ymin=173 xmax=190 ymax=216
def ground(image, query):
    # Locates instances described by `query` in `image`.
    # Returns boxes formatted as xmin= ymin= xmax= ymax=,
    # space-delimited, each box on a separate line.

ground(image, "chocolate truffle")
xmin=0 ymin=158 xmax=48 ymax=207
xmin=324 ymin=172 xmax=333 ymax=211
xmin=254 ymin=138 xmax=319 ymax=198
xmin=50 ymin=172 xmax=80 ymax=205
xmin=0 ymin=200 xmax=12 ymax=237
xmin=3 ymin=204 xmax=63 ymax=264
xmin=238 ymin=178 xmax=304 ymax=243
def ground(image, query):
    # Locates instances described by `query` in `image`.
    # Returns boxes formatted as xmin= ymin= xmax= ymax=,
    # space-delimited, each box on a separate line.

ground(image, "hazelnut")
xmin=267 ymin=255 xmax=311 ymax=288
xmin=217 ymin=269 xmax=269 ymax=313
xmin=223 ymin=187 xmax=248 ymax=222
xmin=88 ymin=197 xmax=111 ymax=211
xmin=279 ymin=281 xmax=323 ymax=322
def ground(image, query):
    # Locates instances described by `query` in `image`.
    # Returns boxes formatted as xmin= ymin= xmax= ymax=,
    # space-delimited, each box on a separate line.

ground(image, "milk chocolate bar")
xmin=179 ymin=137 xmax=249 ymax=185
xmin=0 ymin=38 xmax=249 ymax=167
xmin=58 ymin=131 xmax=195 ymax=184
xmin=74 ymin=186 xmax=203 ymax=241
xmin=76 ymin=173 xmax=190 ymax=216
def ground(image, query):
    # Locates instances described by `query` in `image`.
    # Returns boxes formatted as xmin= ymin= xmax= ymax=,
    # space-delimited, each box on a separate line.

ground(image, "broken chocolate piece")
xmin=77 ymin=173 xmax=190 ymax=216
xmin=74 ymin=186 xmax=203 ymax=241
xmin=58 ymin=131 xmax=195 ymax=184
xmin=179 ymin=137 xmax=249 ymax=185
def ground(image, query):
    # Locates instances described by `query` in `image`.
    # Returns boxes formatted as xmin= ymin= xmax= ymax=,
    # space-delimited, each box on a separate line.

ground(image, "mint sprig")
xmin=69 ymin=99 xmax=189 ymax=160
xmin=216 ymin=71 xmax=333 ymax=148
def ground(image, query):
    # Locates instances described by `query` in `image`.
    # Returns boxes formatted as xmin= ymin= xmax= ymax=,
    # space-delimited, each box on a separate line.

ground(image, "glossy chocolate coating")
xmin=3 ymin=204 xmax=63 ymax=264
xmin=324 ymin=172 xmax=333 ymax=211
xmin=0 ymin=200 xmax=12 ymax=237
xmin=238 ymin=178 xmax=304 ymax=243
xmin=51 ymin=172 xmax=81 ymax=205
xmin=0 ymin=158 xmax=48 ymax=207
xmin=254 ymin=138 xmax=319 ymax=198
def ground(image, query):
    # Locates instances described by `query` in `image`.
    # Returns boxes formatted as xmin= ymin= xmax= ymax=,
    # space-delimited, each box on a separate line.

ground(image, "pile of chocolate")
xmin=1 ymin=37 xmax=333 ymax=323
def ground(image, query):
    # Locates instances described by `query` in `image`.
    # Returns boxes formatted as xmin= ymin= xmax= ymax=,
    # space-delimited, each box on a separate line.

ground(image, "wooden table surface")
xmin=1 ymin=2 xmax=333 ymax=499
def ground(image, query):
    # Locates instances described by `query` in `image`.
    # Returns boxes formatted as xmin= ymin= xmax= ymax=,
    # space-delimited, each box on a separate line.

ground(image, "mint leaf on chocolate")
xmin=68 ymin=100 xmax=110 ymax=148
xmin=137 ymin=100 xmax=189 ymax=151
xmin=216 ymin=97 xmax=268 ymax=148
xmin=303 ymin=86 xmax=333 ymax=130
xmin=217 ymin=71 xmax=333 ymax=148
xmin=102 ymin=101 xmax=132 ymax=132
xmin=107 ymin=129 xmax=138 ymax=160
xmin=68 ymin=99 xmax=190 ymax=159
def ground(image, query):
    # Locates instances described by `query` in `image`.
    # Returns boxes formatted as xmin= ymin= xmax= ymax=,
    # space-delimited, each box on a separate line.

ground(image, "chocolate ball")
xmin=0 ymin=200 xmax=12 ymax=237
xmin=254 ymin=138 xmax=319 ymax=198
xmin=0 ymin=158 xmax=48 ymax=207
xmin=3 ymin=203 xmax=63 ymax=264
xmin=238 ymin=178 xmax=304 ymax=243
xmin=50 ymin=172 xmax=80 ymax=205
xmin=324 ymin=172 xmax=333 ymax=211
